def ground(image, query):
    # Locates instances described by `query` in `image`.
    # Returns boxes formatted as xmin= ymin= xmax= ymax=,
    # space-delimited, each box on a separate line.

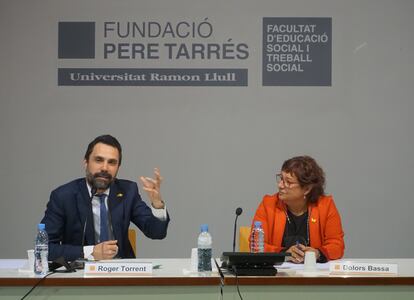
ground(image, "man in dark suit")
xmin=41 ymin=135 xmax=169 ymax=261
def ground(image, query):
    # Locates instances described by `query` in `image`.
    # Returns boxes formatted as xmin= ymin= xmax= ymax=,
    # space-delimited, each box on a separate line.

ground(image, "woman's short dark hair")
xmin=281 ymin=155 xmax=325 ymax=203
xmin=84 ymin=135 xmax=122 ymax=165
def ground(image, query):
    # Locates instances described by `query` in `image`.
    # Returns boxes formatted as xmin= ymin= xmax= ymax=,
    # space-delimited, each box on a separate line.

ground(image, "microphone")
xmin=90 ymin=187 xmax=97 ymax=198
xmin=70 ymin=187 xmax=98 ymax=269
xmin=49 ymin=256 xmax=75 ymax=273
xmin=81 ymin=187 xmax=97 ymax=251
xmin=232 ymin=207 xmax=243 ymax=252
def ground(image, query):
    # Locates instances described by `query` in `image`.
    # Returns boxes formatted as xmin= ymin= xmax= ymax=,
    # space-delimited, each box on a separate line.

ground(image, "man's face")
xmin=84 ymin=143 xmax=120 ymax=191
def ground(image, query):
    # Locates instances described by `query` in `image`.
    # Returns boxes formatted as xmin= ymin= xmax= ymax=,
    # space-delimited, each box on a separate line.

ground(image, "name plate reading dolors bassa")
xmin=84 ymin=261 xmax=153 ymax=276
xmin=330 ymin=261 xmax=398 ymax=276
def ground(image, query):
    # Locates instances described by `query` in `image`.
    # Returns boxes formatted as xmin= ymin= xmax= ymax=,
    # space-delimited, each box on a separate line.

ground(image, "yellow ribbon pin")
xmin=311 ymin=218 xmax=317 ymax=223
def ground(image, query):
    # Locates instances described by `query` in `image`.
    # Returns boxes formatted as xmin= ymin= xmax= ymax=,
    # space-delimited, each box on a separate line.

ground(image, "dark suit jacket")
xmin=41 ymin=178 xmax=170 ymax=261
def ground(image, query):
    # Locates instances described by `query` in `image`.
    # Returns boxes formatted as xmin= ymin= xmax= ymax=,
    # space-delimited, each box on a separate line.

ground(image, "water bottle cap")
xmin=254 ymin=221 xmax=262 ymax=228
xmin=38 ymin=223 xmax=45 ymax=230
xmin=200 ymin=224 xmax=209 ymax=232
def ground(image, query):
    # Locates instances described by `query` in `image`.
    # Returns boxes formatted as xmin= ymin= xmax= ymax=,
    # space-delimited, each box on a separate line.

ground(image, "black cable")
xmin=214 ymin=259 xmax=224 ymax=300
xmin=20 ymin=271 xmax=55 ymax=300
xmin=219 ymin=277 xmax=224 ymax=300
xmin=232 ymin=266 xmax=244 ymax=300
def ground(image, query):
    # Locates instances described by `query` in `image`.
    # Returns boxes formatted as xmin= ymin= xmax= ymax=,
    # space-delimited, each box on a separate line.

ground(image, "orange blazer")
xmin=252 ymin=194 xmax=345 ymax=260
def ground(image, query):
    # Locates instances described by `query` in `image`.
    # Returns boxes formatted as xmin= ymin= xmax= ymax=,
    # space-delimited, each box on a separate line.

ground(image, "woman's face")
xmin=277 ymin=171 xmax=310 ymax=206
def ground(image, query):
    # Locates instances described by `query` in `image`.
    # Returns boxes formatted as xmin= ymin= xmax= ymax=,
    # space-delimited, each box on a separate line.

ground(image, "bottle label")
xmin=197 ymin=248 xmax=212 ymax=271
xmin=34 ymin=244 xmax=49 ymax=275
xmin=250 ymin=228 xmax=264 ymax=253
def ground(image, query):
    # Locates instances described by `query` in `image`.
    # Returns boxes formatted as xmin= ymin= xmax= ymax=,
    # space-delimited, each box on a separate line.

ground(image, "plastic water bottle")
xmin=34 ymin=223 xmax=49 ymax=275
xmin=250 ymin=221 xmax=264 ymax=253
xmin=197 ymin=224 xmax=212 ymax=272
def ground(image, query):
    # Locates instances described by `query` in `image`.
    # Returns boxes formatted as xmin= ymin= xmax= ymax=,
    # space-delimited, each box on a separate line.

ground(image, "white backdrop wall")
xmin=1 ymin=0 xmax=413 ymax=258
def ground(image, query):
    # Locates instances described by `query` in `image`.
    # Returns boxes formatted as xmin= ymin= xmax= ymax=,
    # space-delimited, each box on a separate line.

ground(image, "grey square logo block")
xmin=263 ymin=18 xmax=331 ymax=86
xmin=58 ymin=22 xmax=95 ymax=59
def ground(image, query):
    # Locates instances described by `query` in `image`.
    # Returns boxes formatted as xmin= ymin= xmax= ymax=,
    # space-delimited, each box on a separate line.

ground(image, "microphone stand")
xmin=232 ymin=208 xmax=243 ymax=252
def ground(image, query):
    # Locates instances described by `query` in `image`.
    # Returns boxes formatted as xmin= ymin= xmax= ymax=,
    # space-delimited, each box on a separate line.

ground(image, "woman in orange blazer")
xmin=252 ymin=156 xmax=344 ymax=263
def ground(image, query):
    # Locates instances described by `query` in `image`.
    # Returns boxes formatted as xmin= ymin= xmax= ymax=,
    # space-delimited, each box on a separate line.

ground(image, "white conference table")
xmin=1 ymin=258 xmax=414 ymax=300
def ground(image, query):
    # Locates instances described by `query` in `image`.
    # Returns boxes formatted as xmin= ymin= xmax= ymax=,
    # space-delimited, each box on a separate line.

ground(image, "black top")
xmin=282 ymin=210 xmax=309 ymax=248
xmin=281 ymin=210 xmax=327 ymax=263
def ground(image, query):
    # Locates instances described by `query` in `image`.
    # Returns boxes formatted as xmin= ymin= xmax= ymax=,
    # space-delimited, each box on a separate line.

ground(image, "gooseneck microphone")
xmin=81 ymin=187 xmax=97 ymax=249
xmin=232 ymin=207 xmax=243 ymax=252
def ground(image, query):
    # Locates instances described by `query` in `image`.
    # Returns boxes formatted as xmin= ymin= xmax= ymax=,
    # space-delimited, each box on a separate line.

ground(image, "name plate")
xmin=84 ymin=261 xmax=153 ymax=276
xmin=330 ymin=261 xmax=398 ymax=276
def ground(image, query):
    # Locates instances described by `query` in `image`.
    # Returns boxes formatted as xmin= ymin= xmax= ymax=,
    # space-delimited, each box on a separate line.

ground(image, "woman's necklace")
xmin=285 ymin=207 xmax=311 ymax=246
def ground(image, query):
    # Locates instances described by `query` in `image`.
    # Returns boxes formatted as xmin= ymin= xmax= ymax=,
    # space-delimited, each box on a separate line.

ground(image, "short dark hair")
xmin=281 ymin=155 xmax=325 ymax=203
xmin=84 ymin=135 xmax=122 ymax=165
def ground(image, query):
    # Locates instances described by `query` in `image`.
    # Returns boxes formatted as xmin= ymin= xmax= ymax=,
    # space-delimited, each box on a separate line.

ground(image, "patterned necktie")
xmin=98 ymin=194 xmax=109 ymax=242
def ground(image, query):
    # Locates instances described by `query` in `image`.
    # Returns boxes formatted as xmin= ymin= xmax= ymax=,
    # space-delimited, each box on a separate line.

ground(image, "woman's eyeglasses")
xmin=276 ymin=174 xmax=300 ymax=188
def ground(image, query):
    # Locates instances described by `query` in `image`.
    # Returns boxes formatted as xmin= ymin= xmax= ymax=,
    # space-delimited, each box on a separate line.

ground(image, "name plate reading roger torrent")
xmin=330 ymin=261 xmax=398 ymax=276
xmin=84 ymin=261 xmax=153 ymax=276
